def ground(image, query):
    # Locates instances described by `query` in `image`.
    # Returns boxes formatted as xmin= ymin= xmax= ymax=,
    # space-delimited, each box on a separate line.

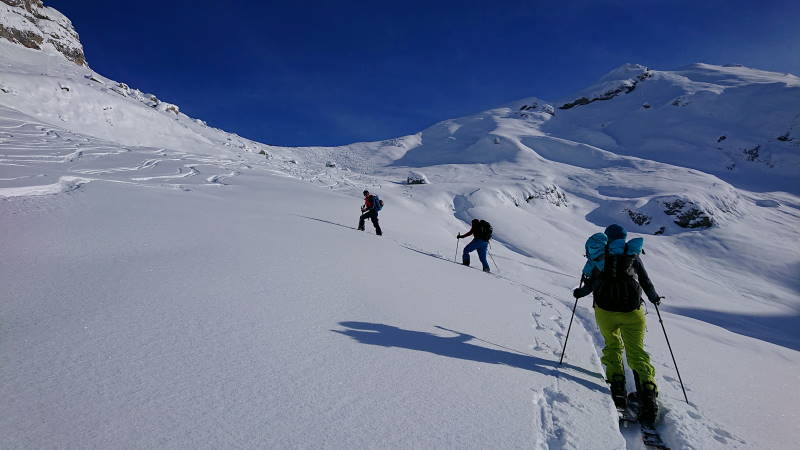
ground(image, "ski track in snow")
xmin=0 ymin=111 xmax=252 ymax=195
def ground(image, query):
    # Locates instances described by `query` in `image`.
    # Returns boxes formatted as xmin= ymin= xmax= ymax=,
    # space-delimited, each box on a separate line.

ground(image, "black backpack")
xmin=477 ymin=220 xmax=493 ymax=241
xmin=596 ymin=247 xmax=642 ymax=312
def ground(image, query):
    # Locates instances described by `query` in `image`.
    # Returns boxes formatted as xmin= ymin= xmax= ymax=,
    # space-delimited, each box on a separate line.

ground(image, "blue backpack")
xmin=582 ymin=233 xmax=644 ymax=276
xmin=582 ymin=233 xmax=645 ymax=311
xmin=371 ymin=195 xmax=384 ymax=212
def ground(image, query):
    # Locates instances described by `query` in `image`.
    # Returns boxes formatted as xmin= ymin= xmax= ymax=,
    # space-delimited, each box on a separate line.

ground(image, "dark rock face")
xmin=48 ymin=38 xmax=85 ymax=66
xmin=559 ymin=71 xmax=653 ymax=110
xmin=0 ymin=23 xmax=43 ymax=49
xmin=1 ymin=0 xmax=45 ymax=10
xmin=625 ymin=209 xmax=651 ymax=226
xmin=663 ymin=199 xmax=714 ymax=228
xmin=0 ymin=0 xmax=87 ymax=66
xmin=525 ymin=184 xmax=568 ymax=207
xmin=743 ymin=145 xmax=759 ymax=161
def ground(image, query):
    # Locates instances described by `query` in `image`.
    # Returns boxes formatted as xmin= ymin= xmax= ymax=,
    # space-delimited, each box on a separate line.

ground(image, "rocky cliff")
xmin=0 ymin=0 xmax=86 ymax=66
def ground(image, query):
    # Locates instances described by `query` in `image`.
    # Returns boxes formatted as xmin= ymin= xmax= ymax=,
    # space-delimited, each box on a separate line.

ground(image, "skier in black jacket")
xmin=573 ymin=224 xmax=661 ymax=425
xmin=457 ymin=219 xmax=491 ymax=272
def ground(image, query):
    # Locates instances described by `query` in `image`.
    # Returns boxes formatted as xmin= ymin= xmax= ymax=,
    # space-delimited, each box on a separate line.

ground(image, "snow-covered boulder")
xmin=84 ymin=74 xmax=103 ymax=84
xmin=524 ymin=184 xmax=568 ymax=207
xmin=406 ymin=171 xmax=429 ymax=184
xmin=110 ymin=82 xmax=131 ymax=97
xmin=158 ymin=102 xmax=180 ymax=115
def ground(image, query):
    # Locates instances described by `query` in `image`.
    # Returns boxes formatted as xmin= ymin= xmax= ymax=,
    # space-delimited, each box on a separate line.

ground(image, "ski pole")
xmin=488 ymin=241 xmax=500 ymax=273
xmin=654 ymin=301 xmax=689 ymax=404
xmin=454 ymin=238 xmax=460 ymax=263
xmin=559 ymin=279 xmax=582 ymax=365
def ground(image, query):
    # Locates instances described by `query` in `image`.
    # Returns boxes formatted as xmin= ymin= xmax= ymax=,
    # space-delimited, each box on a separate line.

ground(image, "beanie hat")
xmin=604 ymin=224 xmax=627 ymax=241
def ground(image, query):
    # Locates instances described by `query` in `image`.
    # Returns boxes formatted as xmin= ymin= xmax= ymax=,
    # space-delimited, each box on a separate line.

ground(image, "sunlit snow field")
xmin=1 ymin=38 xmax=799 ymax=449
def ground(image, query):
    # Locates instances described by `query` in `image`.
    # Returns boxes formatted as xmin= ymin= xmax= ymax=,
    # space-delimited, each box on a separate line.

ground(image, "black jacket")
xmin=574 ymin=255 xmax=659 ymax=312
xmin=461 ymin=223 xmax=489 ymax=241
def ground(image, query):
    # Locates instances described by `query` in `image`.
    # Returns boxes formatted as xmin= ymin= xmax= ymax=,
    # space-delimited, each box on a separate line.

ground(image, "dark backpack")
xmin=371 ymin=195 xmax=384 ymax=211
xmin=595 ymin=239 xmax=644 ymax=312
xmin=477 ymin=220 xmax=493 ymax=240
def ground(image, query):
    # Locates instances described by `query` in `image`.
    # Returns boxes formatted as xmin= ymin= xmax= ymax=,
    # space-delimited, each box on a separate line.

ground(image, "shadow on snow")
xmin=668 ymin=306 xmax=800 ymax=351
xmin=294 ymin=214 xmax=356 ymax=230
xmin=332 ymin=321 xmax=606 ymax=393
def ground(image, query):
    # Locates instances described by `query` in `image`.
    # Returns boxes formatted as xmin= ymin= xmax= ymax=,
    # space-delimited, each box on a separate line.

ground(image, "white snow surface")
xmin=1 ymin=20 xmax=799 ymax=450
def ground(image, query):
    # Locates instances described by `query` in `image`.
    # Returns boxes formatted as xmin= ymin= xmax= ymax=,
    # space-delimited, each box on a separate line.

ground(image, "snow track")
xmin=0 ymin=108 xmax=252 ymax=196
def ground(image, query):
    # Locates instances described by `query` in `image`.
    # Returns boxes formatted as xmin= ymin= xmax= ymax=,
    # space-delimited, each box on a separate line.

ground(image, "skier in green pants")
xmin=573 ymin=224 xmax=662 ymax=425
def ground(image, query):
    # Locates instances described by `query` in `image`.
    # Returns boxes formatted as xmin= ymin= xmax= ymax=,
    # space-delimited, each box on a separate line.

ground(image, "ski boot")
xmin=609 ymin=374 xmax=627 ymax=409
xmin=637 ymin=381 xmax=659 ymax=426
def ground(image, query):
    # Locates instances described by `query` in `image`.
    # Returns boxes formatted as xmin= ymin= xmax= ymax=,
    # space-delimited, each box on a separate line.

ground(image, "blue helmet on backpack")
xmin=582 ymin=225 xmax=644 ymax=277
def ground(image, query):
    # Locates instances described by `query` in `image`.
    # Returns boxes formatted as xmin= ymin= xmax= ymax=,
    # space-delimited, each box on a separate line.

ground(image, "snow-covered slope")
xmin=1 ymin=4 xmax=799 ymax=449
xmin=546 ymin=63 xmax=800 ymax=193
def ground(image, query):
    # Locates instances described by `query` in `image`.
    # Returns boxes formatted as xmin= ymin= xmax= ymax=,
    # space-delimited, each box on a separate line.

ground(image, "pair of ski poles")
xmin=453 ymin=238 xmax=499 ymax=273
xmin=559 ymin=285 xmax=689 ymax=404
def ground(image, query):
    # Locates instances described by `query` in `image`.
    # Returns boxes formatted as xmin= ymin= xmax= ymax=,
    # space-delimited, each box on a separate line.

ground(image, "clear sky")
xmin=50 ymin=0 xmax=800 ymax=147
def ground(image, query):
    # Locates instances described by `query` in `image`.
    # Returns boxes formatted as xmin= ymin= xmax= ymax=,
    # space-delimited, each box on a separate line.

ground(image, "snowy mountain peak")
xmin=597 ymin=62 xmax=650 ymax=82
xmin=0 ymin=0 xmax=86 ymax=66
xmin=673 ymin=62 xmax=800 ymax=87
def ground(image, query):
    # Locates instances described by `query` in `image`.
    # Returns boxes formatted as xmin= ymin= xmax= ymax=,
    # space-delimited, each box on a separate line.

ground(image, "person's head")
xmin=363 ymin=190 xmax=369 ymax=197
xmin=604 ymin=224 xmax=627 ymax=241
xmin=471 ymin=219 xmax=480 ymax=226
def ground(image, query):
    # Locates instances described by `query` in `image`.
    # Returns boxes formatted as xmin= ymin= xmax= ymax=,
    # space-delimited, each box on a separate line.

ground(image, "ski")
xmin=640 ymin=424 xmax=669 ymax=449
xmin=626 ymin=393 xmax=670 ymax=449
xmin=617 ymin=406 xmax=637 ymax=427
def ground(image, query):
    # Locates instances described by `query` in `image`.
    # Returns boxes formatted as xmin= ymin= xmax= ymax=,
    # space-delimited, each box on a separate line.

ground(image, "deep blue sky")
xmin=51 ymin=0 xmax=799 ymax=146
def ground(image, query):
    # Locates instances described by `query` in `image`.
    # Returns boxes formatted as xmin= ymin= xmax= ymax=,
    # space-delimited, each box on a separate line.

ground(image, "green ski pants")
xmin=594 ymin=305 xmax=657 ymax=387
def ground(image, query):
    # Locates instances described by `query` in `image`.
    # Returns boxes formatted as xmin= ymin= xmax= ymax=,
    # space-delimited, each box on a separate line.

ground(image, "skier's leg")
xmin=370 ymin=211 xmax=382 ymax=235
xmin=594 ymin=306 xmax=625 ymax=382
xmin=620 ymin=305 xmax=659 ymax=423
xmin=462 ymin=240 xmax=477 ymax=265
xmin=358 ymin=212 xmax=369 ymax=230
xmin=476 ymin=240 xmax=490 ymax=272
xmin=620 ymin=305 xmax=657 ymax=388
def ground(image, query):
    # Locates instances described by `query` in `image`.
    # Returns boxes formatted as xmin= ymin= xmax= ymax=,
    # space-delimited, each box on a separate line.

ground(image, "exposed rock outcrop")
xmin=406 ymin=171 xmax=429 ymax=184
xmin=524 ymin=184 xmax=568 ymax=207
xmin=0 ymin=0 xmax=87 ymax=66
xmin=559 ymin=66 xmax=653 ymax=110
xmin=663 ymin=198 xmax=714 ymax=228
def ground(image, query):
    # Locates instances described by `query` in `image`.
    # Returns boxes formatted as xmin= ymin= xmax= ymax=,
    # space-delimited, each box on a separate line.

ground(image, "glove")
xmin=650 ymin=295 xmax=663 ymax=306
xmin=572 ymin=288 xmax=581 ymax=298
xmin=457 ymin=234 xmax=462 ymax=239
